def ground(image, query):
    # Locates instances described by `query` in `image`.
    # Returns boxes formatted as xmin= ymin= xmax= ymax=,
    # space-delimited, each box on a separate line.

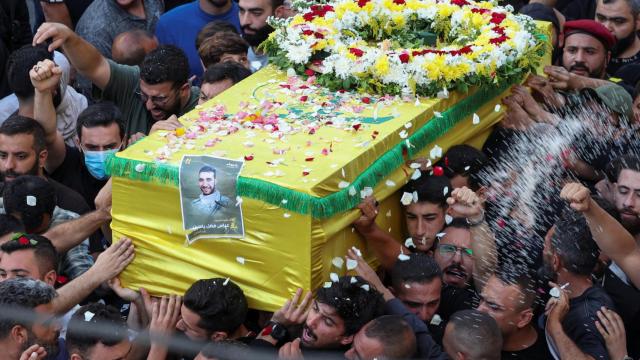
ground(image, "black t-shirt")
xmin=502 ymin=327 xmax=552 ymax=360
xmin=547 ymin=286 xmax=615 ymax=360
xmin=608 ymin=49 xmax=640 ymax=76
xmin=439 ymin=284 xmax=478 ymax=320
xmin=601 ymin=265 xmax=640 ymax=359
xmin=0 ymin=177 xmax=89 ymax=216
xmin=50 ymin=145 xmax=107 ymax=210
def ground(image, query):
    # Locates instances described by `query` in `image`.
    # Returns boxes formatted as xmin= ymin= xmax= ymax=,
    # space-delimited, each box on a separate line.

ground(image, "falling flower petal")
xmin=135 ymin=164 xmax=145 ymax=173
xmin=399 ymin=130 xmax=408 ymax=139
xmin=434 ymin=111 xmax=443 ymax=118
xmin=494 ymin=104 xmax=501 ymax=112
xmin=236 ymin=256 xmax=245 ymax=265
xmin=400 ymin=192 xmax=413 ymax=205
xmin=348 ymin=186 xmax=357 ymax=196
xmin=284 ymin=213 xmax=291 ymax=218
xmin=361 ymin=284 xmax=370 ymax=291
xmin=386 ymin=210 xmax=392 ymax=217
xmin=445 ymin=215 xmax=453 ymax=224
xmin=385 ymin=179 xmax=396 ymax=187
xmin=472 ymin=113 xmax=480 ymax=125
xmin=332 ymin=257 xmax=344 ymax=269
xmin=443 ymin=186 xmax=449 ymax=196
xmin=411 ymin=169 xmax=422 ymax=180
xmin=346 ymin=259 xmax=358 ymax=270
xmin=323 ymin=282 xmax=332 ymax=288
xmin=409 ymin=162 xmax=422 ymax=169
xmin=330 ymin=273 xmax=339 ymax=282
xmin=338 ymin=181 xmax=350 ymax=189
xmin=398 ymin=254 xmax=410 ymax=261
xmin=405 ymin=238 xmax=415 ymax=248
xmin=430 ymin=145 xmax=443 ymax=159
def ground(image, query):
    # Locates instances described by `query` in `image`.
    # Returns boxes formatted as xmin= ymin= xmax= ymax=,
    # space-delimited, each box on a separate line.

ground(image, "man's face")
xmin=614 ymin=169 xmax=640 ymax=233
xmin=176 ymin=305 xmax=211 ymax=341
xmin=562 ymin=34 xmax=608 ymax=78
xmin=404 ymin=202 xmax=446 ymax=252
xmin=199 ymin=171 xmax=216 ymax=195
xmin=85 ymin=339 xmax=132 ymax=360
xmin=0 ymin=133 xmax=44 ymax=182
xmin=79 ymin=123 xmax=123 ymax=152
xmin=301 ymin=300 xmax=350 ymax=349
xmin=239 ymin=0 xmax=275 ymax=47
xmin=0 ymin=249 xmax=48 ymax=284
xmin=220 ymin=53 xmax=249 ymax=68
xmin=596 ymin=0 xmax=639 ymax=50
xmin=477 ymin=276 xmax=530 ymax=337
xmin=198 ymin=79 xmax=235 ymax=105
xmin=28 ymin=302 xmax=60 ymax=357
xmin=539 ymin=226 xmax=559 ymax=284
xmin=139 ymin=80 xmax=184 ymax=121
xmin=434 ymin=227 xmax=474 ymax=288
xmin=395 ymin=279 xmax=442 ymax=323
xmin=207 ymin=0 xmax=232 ymax=8
xmin=442 ymin=323 xmax=459 ymax=360
xmin=344 ymin=323 xmax=385 ymax=360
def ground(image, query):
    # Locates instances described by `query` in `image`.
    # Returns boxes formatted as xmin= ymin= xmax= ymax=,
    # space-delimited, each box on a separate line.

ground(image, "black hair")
xmin=3 ymin=175 xmax=56 ymax=232
xmin=202 ymin=62 xmax=252 ymax=86
xmin=76 ymin=101 xmax=125 ymax=141
xmin=0 ymin=214 xmax=24 ymax=237
xmin=6 ymin=44 xmax=53 ymax=99
xmin=390 ymin=252 xmax=442 ymax=290
xmin=0 ymin=278 xmax=57 ymax=339
xmin=199 ymin=165 xmax=216 ymax=176
xmin=315 ymin=276 xmax=385 ymax=336
xmin=183 ymin=278 xmax=248 ymax=334
xmin=66 ymin=303 xmax=129 ymax=357
xmin=401 ymin=175 xmax=451 ymax=208
xmin=140 ymin=45 xmax=189 ymax=88
xmin=0 ymin=115 xmax=47 ymax=154
xmin=363 ymin=315 xmax=417 ymax=359
xmin=447 ymin=309 xmax=502 ymax=360
xmin=443 ymin=217 xmax=470 ymax=230
xmin=437 ymin=145 xmax=488 ymax=191
xmin=0 ymin=234 xmax=58 ymax=275
xmin=196 ymin=20 xmax=240 ymax=50
xmin=551 ymin=209 xmax=600 ymax=276
xmin=606 ymin=154 xmax=640 ymax=183
xmin=602 ymin=0 xmax=640 ymax=17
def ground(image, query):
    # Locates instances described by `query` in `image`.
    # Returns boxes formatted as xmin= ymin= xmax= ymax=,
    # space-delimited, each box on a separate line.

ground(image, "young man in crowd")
xmin=198 ymin=31 xmax=250 ymax=70
xmin=477 ymin=271 xmax=551 ymax=359
xmin=198 ymin=62 xmax=252 ymax=105
xmin=32 ymin=23 xmax=199 ymax=140
xmin=155 ymin=0 xmax=241 ymax=79
xmin=30 ymin=58 xmax=124 ymax=208
xmin=238 ymin=0 xmax=288 ymax=71
xmin=595 ymin=0 xmax=640 ymax=74
xmin=0 ymin=234 xmax=58 ymax=285
xmin=343 ymin=315 xmax=417 ymax=360
xmin=111 ymin=29 xmax=159 ymax=66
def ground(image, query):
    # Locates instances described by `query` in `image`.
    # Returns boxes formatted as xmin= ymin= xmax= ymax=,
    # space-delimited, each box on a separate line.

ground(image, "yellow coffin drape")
xmin=112 ymin=22 xmax=551 ymax=311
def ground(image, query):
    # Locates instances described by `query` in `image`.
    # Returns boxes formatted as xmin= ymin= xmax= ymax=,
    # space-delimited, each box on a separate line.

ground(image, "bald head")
xmin=112 ymin=29 xmax=158 ymax=65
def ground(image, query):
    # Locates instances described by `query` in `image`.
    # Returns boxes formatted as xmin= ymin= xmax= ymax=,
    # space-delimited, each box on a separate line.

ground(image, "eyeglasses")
xmin=437 ymin=244 xmax=473 ymax=258
xmin=135 ymin=89 xmax=175 ymax=106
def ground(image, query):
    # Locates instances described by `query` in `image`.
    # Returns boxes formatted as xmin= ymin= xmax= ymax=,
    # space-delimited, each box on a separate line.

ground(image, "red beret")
xmin=563 ymin=20 xmax=617 ymax=51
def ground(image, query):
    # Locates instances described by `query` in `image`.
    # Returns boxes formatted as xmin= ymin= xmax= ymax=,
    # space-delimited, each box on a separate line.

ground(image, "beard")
xmin=150 ymin=98 xmax=183 ymax=121
xmin=0 ymin=158 xmax=40 ymax=182
xmin=242 ymin=23 xmax=275 ymax=48
xmin=537 ymin=260 xmax=557 ymax=288
xmin=613 ymin=30 xmax=638 ymax=56
xmin=21 ymin=329 xmax=59 ymax=358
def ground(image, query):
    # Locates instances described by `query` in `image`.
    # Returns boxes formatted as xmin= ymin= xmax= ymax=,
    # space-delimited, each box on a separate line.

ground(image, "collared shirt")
xmin=101 ymin=60 xmax=200 ymax=136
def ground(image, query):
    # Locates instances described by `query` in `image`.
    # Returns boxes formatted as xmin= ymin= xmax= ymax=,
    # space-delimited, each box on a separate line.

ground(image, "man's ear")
xmin=475 ymin=186 xmax=488 ymax=202
xmin=11 ymin=325 xmax=28 ymax=345
xmin=552 ymin=253 xmax=562 ymax=273
xmin=43 ymin=270 xmax=57 ymax=287
xmin=339 ymin=334 xmax=354 ymax=346
xmin=38 ymin=149 xmax=48 ymax=169
xmin=210 ymin=331 xmax=229 ymax=342
xmin=517 ymin=308 xmax=534 ymax=329
xmin=274 ymin=5 xmax=287 ymax=18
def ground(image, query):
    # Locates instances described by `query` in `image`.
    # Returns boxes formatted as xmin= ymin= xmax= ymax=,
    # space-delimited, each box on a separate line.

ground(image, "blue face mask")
xmin=84 ymin=149 xmax=119 ymax=180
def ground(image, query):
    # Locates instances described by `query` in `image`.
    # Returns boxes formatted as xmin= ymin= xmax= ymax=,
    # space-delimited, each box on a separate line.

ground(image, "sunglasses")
xmin=437 ymin=244 xmax=473 ymax=257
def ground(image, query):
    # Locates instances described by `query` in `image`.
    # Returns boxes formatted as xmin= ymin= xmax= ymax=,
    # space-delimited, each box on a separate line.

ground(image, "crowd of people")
xmin=0 ymin=0 xmax=640 ymax=359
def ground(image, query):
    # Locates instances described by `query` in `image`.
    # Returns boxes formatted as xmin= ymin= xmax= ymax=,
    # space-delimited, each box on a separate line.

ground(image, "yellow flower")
xmin=374 ymin=55 xmax=390 ymax=75
xmin=471 ymin=13 xmax=485 ymax=28
xmin=290 ymin=15 xmax=305 ymax=26
xmin=437 ymin=4 xmax=455 ymax=18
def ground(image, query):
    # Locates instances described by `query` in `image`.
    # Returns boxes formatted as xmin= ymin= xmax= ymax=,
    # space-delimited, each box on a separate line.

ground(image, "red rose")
xmin=357 ymin=0 xmax=370 ymax=7
xmin=362 ymin=97 xmax=371 ymax=104
xmin=18 ymin=236 xmax=29 ymax=245
xmin=244 ymin=155 xmax=254 ymax=161
xmin=393 ymin=0 xmax=405 ymax=4
xmin=352 ymin=123 xmax=362 ymax=131
xmin=399 ymin=53 xmax=410 ymax=63
xmin=490 ymin=12 xmax=506 ymax=25
xmin=302 ymin=29 xmax=314 ymax=36
xmin=451 ymin=0 xmax=468 ymax=6
xmin=300 ymin=95 xmax=309 ymax=102
xmin=349 ymin=48 xmax=364 ymax=57
xmin=56 ymin=275 xmax=68 ymax=284
xmin=304 ymin=69 xmax=315 ymax=76
xmin=303 ymin=12 xmax=315 ymax=21
xmin=314 ymin=32 xmax=324 ymax=39
xmin=489 ymin=35 xmax=508 ymax=44
xmin=433 ymin=166 xmax=444 ymax=176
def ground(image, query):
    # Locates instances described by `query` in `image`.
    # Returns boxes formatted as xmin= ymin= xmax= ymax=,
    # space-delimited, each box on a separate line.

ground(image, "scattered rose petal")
xmin=430 ymin=314 xmax=442 ymax=326
xmin=398 ymin=254 xmax=410 ymax=261
xmin=434 ymin=111 xmax=443 ymax=118
xmin=348 ymin=186 xmax=357 ymax=196
xmin=404 ymin=122 xmax=412 ymax=129
xmin=409 ymin=162 xmax=422 ymax=169
xmin=405 ymin=238 xmax=415 ymax=248
xmin=443 ymin=186 xmax=449 ymax=196
xmin=26 ymin=195 xmax=36 ymax=207
xmin=411 ymin=169 xmax=421 ymax=180
xmin=430 ymin=145 xmax=443 ymax=159
xmin=332 ymin=257 xmax=344 ymax=269
xmin=244 ymin=155 xmax=254 ymax=161
xmin=361 ymin=284 xmax=370 ymax=291
xmin=445 ymin=214 xmax=453 ymax=224
xmin=84 ymin=311 xmax=95 ymax=322
xmin=346 ymin=259 xmax=358 ymax=270
xmin=135 ymin=164 xmax=145 ymax=173
xmin=385 ymin=179 xmax=396 ymax=187
xmin=350 ymin=277 xmax=358 ymax=284
xmin=400 ymin=192 xmax=413 ymax=205
xmin=330 ymin=272 xmax=339 ymax=282
xmin=338 ymin=181 xmax=350 ymax=189
xmin=399 ymin=130 xmax=408 ymax=139
xmin=284 ymin=213 xmax=291 ymax=218
xmin=412 ymin=191 xmax=419 ymax=203
xmin=323 ymin=282 xmax=332 ymax=288
xmin=433 ymin=166 xmax=444 ymax=176
xmin=472 ymin=113 xmax=480 ymax=125
xmin=494 ymin=104 xmax=501 ymax=112
xmin=236 ymin=256 xmax=245 ymax=265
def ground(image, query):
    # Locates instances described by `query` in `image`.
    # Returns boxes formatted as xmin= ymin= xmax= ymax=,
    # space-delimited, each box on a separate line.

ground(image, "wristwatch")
xmin=260 ymin=321 xmax=288 ymax=341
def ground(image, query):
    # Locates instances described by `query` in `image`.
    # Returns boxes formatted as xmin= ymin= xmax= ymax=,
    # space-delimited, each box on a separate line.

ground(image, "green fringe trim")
xmin=107 ymin=76 xmax=519 ymax=218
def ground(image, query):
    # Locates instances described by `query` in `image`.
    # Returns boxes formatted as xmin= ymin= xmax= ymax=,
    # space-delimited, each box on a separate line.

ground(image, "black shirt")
xmin=502 ymin=327 xmax=552 ymax=360
xmin=608 ymin=49 xmax=640 ymax=76
xmin=0 ymin=177 xmax=90 ymax=216
xmin=50 ymin=145 xmax=107 ymax=210
xmin=439 ymin=284 xmax=477 ymax=320
xmin=601 ymin=265 xmax=640 ymax=359
xmin=546 ymin=286 xmax=615 ymax=360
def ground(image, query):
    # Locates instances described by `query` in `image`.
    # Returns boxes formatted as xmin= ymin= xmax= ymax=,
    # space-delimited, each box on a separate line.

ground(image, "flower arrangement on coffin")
xmin=262 ymin=0 xmax=547 ymax=97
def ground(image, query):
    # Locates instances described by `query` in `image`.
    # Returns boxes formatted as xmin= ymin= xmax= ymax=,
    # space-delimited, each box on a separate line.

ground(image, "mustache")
xmin=303 ymin=324 xmax=317 ymax=341
xmin=443 ymin=264 xmax=467 ymax=276
xmin=569 ymin=64 xmax=588 ymax=72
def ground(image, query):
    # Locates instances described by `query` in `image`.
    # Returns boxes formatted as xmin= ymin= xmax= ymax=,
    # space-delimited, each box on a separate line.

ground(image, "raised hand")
xmin=92 ymin=238 xmax=135 ymax=282
xmin=545 ymin=281 xmax=570 ymax=324
xmin=271 ymin=288 xmax=312 ymax=327
xmin=446 ymin=186 xmax=483 ymax=221
xmin=279 ymin=338 xmax=305 ymax=360
xmin=150 ymin=294 xmax=182 ymax=337
xmin=29 ymin=59 xmax=62 ymax=93
xmin=32 ymin=22 xmax=75 ymax=52
xmin=19 ymin=345 xmax=47 ymax=360
xmin=108 ymin=277 xmax=140 ymax=302
xmin=595 ymin=307 xmax=628 ymax=360
xmin=560 ymin=182 xmax=592 ymax=212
